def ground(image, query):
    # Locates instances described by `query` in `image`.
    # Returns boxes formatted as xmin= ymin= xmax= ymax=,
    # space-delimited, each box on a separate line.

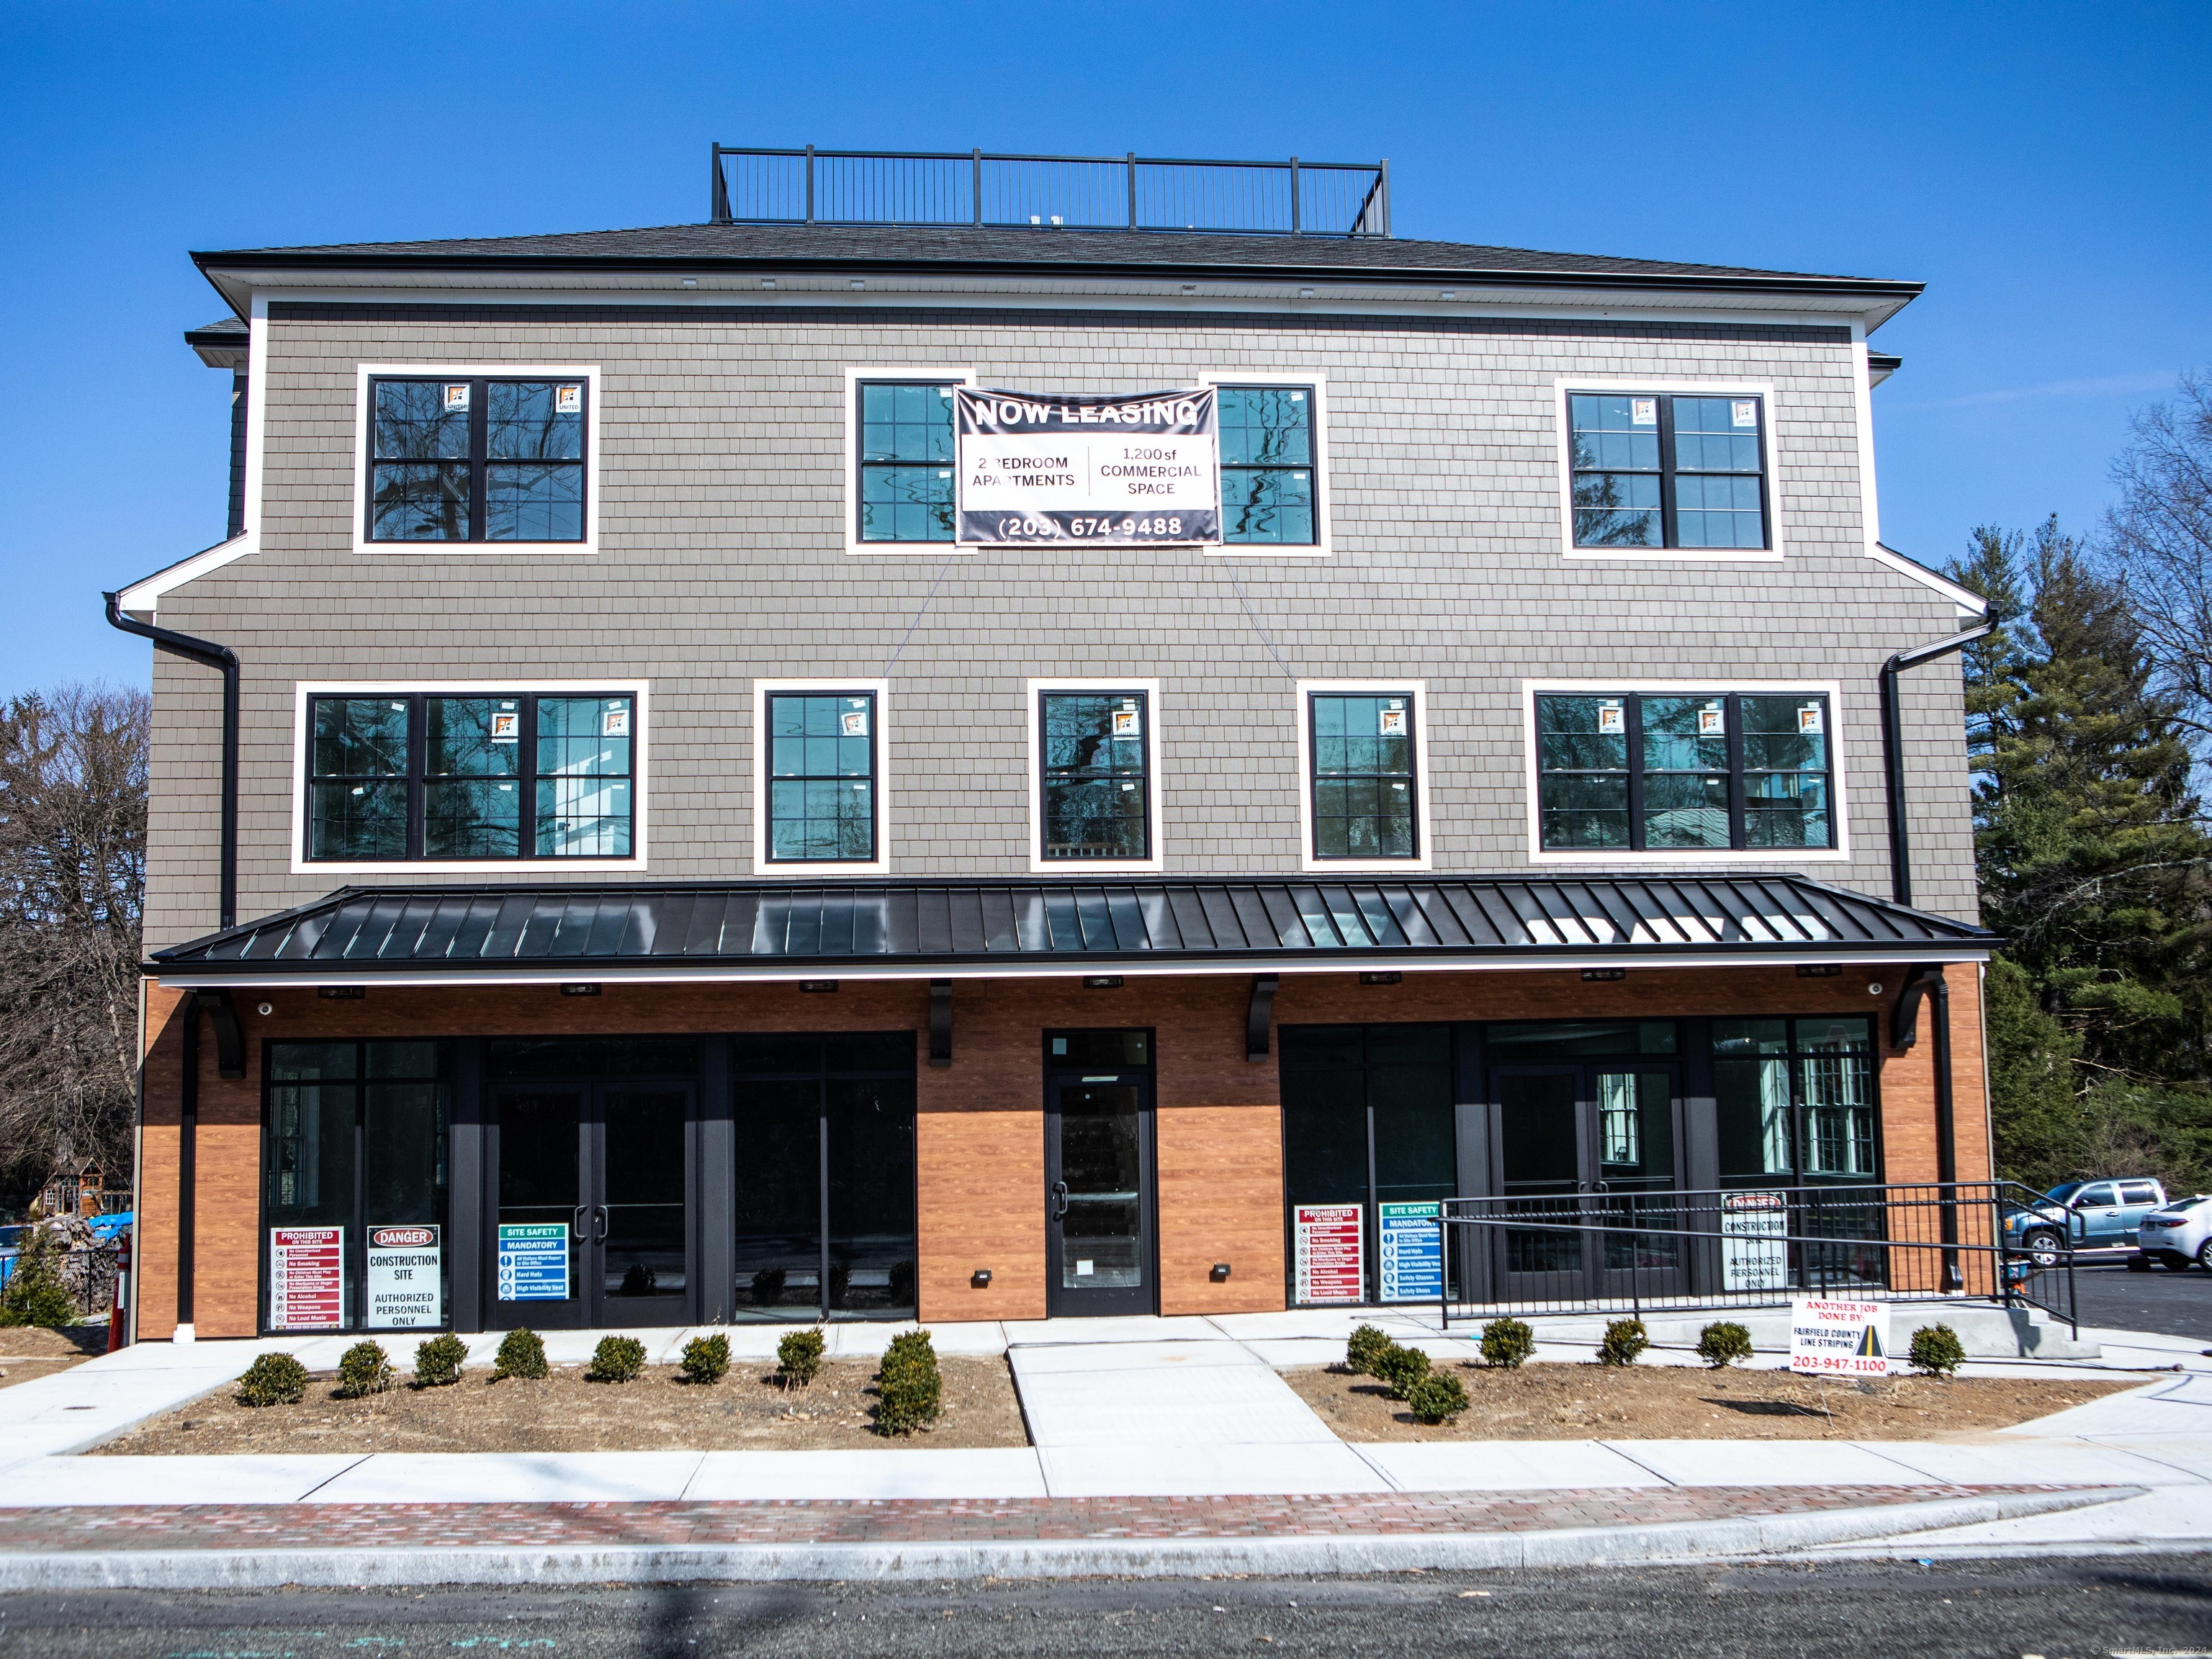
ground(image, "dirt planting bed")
xmin=96 ymin=1355 xmax=1030 ymax=1454
xmin=0 ymin=1323 xmax=107 ymax=1390
xmin=1283 ymin=1361 xmax=2139 ymax=1441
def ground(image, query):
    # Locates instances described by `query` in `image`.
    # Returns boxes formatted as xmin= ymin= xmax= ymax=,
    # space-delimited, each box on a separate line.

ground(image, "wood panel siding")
xmin=1156 ymin=1103 xmax=1285 ymax=1315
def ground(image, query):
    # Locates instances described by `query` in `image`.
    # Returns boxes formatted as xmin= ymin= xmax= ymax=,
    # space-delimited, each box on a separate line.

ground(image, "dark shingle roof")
xmin=193 ymin=222 xmax=1917 ymax=297
xmin=149 ymin=875 xmax=1989 ymax=979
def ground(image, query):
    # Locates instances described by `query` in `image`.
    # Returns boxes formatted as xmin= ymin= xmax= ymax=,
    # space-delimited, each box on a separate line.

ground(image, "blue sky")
xmin=1 ymin=1 xmax=2204 ymax=697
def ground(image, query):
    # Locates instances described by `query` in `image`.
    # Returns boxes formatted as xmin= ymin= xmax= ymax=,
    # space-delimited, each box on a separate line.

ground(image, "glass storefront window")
xmin=732 ymin=1033 xmax=917 ymax=1321
xmin=1281 ymin=1024 xmax=1454 ymax=1305
xmin=1714 ymin=1017 xmax=1878 ymax=1184
xmin=264 ymin=1040 xmax=449 ymax=1334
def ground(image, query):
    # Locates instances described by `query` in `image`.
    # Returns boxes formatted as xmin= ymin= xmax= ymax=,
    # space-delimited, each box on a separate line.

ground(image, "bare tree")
xmin=0 ymin=685 xmax=147 ymax=1205
xmin=2105 ymin=371 xmax=2212 ymax=751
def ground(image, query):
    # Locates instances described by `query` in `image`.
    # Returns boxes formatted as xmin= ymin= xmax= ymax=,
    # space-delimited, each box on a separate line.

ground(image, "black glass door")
xmin=1045 ymin=1032 xmax=1156 ymax=1317
xmin=1491 ymin=1062 xmax=1684 ymax=1300
xmin=490 ymin=1082 xmax=693 ymax=1328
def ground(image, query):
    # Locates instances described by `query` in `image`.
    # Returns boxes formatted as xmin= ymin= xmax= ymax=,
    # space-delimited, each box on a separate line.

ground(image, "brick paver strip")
xmin=0 ymin=1485 xmax=2078 ymax=1555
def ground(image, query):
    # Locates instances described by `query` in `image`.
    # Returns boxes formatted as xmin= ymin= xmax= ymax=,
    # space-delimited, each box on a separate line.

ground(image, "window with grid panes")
xmin=1569 ymin=392 xmax=1767 ymax=551
xmin=765 ymin=692 xmax=877 ymax=862
xmin=1534 ymin=692 xmax=1831 ymax=851
xmin=1039 ymin=692 xmax=1150 ymax=860
xmin=306 ymin=693 xmax=634 ymax=861
xmin=1713 ymin=1017 xmax=1877 ymax=1182
xmin=368 ymin=378 xmax=586 ymax=543
xmin=1218 ymin=385 xmax=1316 ymax=545
xmin=857 ymin=382 xmax=956 ymax=543
xmin=1308 ymin=692 xmax=1417 ymax=859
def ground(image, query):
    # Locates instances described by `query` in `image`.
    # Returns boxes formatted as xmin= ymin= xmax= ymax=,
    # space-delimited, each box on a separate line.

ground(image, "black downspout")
xmin=1881 ymin=623 xmax=1992 ymax=907
xmin=104 ymin=593 xmax=238 ymax=931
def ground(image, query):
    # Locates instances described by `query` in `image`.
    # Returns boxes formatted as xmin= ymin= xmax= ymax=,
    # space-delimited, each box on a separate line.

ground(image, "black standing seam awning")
xmin=145 ymin=876 xmax=1994 ymax=983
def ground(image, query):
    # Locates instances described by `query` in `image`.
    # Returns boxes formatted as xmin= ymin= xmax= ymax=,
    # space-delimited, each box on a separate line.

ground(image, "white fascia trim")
xmin=1870 ymin=544 xmax=1990 ymax=616
xmin=842 ymin=366 xmax=976 ymax=557
xmin=288 ymin=678 xmax=650 ymax=874
xmin=1851 ymin=323 xmax=1883 ymax=559
xmin=1292 ymin=679 xmax=1432 ymax=873
xmin=1519 ymin=678 xmax=1852 ymax=865
xmin=163 ymin=946 xmax=1989 ymax=990
xmin=115 ymin=533 xmax=258 ymax=619
xmin=245 ymin=297 xmax=268 ymax=539
xmin=1551 ymin=377 xmax=1785 ymax=563
xmin=1196 ymin=372 xmax=1331 ymax=559
xmin=350 ymin=364 xmax=603 ymax=557
xmin=750 ymin=678 xmax=891 ymax=877
xmin=240 ymin=279 xmax=1896 ymax=332
xmin=1027 ymin=675 xmax=1165 ymax=875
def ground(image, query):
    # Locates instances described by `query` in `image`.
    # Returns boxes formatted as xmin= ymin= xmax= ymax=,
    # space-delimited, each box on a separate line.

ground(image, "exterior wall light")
xmin=1581 ymin=968 xmax=1627 ymax=982
xmin=1210 ymin=1262 xmax=1232 ymax=1281
xmin=560 ymin=983 xmax=602 ymax=997
xmin=971 ymin=1268 xmax=992 ymax=1288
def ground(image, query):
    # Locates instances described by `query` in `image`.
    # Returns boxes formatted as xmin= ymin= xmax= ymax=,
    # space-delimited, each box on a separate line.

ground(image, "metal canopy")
xmin=147 ymin=876 xmax=1992 ymax=984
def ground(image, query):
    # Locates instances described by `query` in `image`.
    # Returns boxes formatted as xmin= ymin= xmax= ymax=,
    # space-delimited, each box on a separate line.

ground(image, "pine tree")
xmin=1952 ymin=518 xmax=2212 ymax=1190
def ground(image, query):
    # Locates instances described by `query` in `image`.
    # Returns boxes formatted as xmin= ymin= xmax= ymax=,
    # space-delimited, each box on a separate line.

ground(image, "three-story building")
xmin=114 ymin=148 xmax=1994 ymax=1341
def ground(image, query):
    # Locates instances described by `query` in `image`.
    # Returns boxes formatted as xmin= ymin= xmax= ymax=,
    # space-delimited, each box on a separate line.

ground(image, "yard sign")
xmin=1789 ymin=1296 xmax=1892 ymax=1377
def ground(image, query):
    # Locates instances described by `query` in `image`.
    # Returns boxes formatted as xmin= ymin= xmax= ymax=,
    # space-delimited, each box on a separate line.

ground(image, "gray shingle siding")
xmin=140 ymin=302 xmax=1977 ymax=950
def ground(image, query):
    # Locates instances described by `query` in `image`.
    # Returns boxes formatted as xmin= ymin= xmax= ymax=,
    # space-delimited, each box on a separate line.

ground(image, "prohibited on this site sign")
xmin=1789 ymin=1296 xmax=1892 ymax=1376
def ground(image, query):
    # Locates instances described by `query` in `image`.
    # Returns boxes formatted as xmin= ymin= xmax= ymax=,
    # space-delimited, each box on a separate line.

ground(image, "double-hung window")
xmin=368 ymin=377 xmax=588 ymax=543
xmin=1535 ymin=691 xmax=1833 ymax=853
xmin=765 ymin=691 xmax=878 ymax=863
xmin=856 ymin=380 xmax=956 ymax=544
xmin=307 ymin=692 xmax=635 ymax=863
xmin=1037 ymin=690 xmax=1153 ymax=862
xmin=1569 ymin=392 xmax=1768 ymax=551
xmin=1307 ymin=691 xmax=1420 ymax=860
xmin=1218 ymin=385 xmax=1317 ymax=546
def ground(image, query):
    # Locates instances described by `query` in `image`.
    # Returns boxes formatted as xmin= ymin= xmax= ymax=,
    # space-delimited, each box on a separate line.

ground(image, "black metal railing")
xmin=1437 ymin=1181 xmax=2077 ymax=1336
xmin=710 ymin=145 xmax=1390 ymax=238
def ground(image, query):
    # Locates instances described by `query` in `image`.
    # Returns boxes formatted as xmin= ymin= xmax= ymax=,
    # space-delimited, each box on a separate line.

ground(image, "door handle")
xmin=1051 ymin=1181 xmax=1069 ymax=1220
xmin=595 ymin=1205 xmax=610 ymax=1243
xmin=573 ymin=1204 xmax=590 ymax=1241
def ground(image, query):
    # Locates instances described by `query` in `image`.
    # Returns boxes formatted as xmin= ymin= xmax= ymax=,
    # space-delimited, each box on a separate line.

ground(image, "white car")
xmin=2137 ymin=1194 xmax=2212 ymax=1271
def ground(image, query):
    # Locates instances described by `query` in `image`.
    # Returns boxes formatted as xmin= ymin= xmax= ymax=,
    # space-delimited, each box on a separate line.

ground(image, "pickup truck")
xmin=2003 ymin=1179 xmax=2167 ymax=1268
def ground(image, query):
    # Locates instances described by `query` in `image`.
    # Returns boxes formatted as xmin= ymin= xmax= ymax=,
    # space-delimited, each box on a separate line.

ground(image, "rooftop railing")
xmin=709 ymin=145 xmax=1390 ymax=238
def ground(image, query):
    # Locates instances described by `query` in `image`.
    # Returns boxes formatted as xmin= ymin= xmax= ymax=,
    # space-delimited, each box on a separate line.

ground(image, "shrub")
xmin=1371 ymin=1341 xmax=1433 ymax=1401
xmin=335 ymin=1340 xmax=393 ymax=1398
xmin=680 ymin=1334 xmax=731 ymax=1385
xmin=777 ymin=1326 xmax=826 ymax=1389
xmin=751 ymin=1267 xmax=787 ymax=1305
xmin=1696 ymin=1321 xmax=1753 ymax=1370
xmin=413 ymin=1333 xmax=469 ymax=1388
xmin=236 ymin=1352 xmax=310 ymax=1408
xmin=0 ymin=1226 xmax=78 ymax=1329
xmin=1345 ymin=1323 xmax=1394 ymax=1375
xmin=492 ymin=1326 xmax=549 ymax=1381
xmin=1597 ymin=1318 xmax=1649 ymax=1367
xmin=1909 ymin=1323 xmax=1966 ymax=1378
xmin=1405 ymin=1372 xmax=1470 ymax=1424
xmin=586 ymin=1335 xmax=647 ymax=1383
xmin=1479 ymin=1316 xmax=1536 ymax=1370
xmin=876 ymin=1329 xmax=943 ymax=1435
xmin=620 ymin=1262 xmax=658 ymax=1296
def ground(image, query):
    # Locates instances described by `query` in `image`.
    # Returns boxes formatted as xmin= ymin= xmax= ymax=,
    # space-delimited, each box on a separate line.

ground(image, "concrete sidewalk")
xmin=0 ymin=1308 xmax=2203 ymax=1583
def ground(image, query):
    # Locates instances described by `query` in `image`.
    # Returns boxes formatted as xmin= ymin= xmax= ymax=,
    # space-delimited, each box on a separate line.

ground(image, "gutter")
xmin=1881 ymin=623 xmax=1993 ymax=907
xmin=103 ymin=594 xmax=238 ymax=931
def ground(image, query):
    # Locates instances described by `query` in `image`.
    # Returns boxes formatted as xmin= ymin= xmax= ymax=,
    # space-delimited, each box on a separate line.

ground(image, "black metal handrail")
xmin=1435 ymin=1180 xmax=2077 ymax=1336
xmin=710 ymin=145 xmax=1390 ymax=238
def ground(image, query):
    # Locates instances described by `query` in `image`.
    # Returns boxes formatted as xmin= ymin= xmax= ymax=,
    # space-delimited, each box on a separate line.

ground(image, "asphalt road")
xmin=2067 ymin=1256 xmax=2212 ymax=1343
xmin=3 ymin=1557 xmax=2208 ymax=1658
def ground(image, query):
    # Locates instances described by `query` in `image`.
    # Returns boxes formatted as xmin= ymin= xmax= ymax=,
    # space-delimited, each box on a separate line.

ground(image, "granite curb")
xmin=0 ymin=1488 xmax=2128 ymax=1588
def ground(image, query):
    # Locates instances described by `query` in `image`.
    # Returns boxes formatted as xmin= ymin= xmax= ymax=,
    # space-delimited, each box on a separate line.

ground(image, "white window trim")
xmin=844 ymin=366 xmax=977 ymax=557
xmin=1293 ymin=679 xmax=1433 ymax=873
xmin=1197 ymin=372 xmax=1332 ymax=559
xmin=1552 ymin=377 xmax=1784 ymax=563
xmin=289 ymin=678 xmax=649 ymax=874
xmin=1520 ymin=678 xmax=1851 ymax=865
xmin=1026 ymin=676 xmax=1166 ymax=876
xmin=750 ymin=678 xmax=891 ymax=877
xmin=351 ymin=364 xmax=603 ymax=557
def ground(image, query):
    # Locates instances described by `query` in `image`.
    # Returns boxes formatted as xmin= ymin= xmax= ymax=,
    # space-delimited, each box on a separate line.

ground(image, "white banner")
xmin=956 ymin=386 xmax=1219 ymax=545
